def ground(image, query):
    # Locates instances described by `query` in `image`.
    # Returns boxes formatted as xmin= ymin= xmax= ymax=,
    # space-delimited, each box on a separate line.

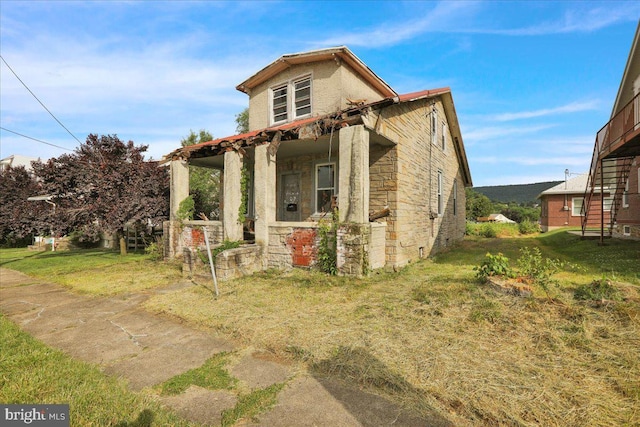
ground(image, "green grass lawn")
xmin=0 ymin=315 xmax=197 ymax=427
xmin=1 ymin=230 xmax=639 ymax=426
xmin=0 ymin=248 xmax=183 ymax=295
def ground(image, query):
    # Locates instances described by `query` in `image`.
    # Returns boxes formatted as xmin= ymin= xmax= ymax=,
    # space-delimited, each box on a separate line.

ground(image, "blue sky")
xmin=1 ymin=1 xmax=638 ymax=186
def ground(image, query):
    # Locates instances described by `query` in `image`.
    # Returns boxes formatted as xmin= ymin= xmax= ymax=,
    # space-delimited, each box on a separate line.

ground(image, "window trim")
xmin=623 ymin=178 xmax=629 ymax=208
xmin=269 ymin=74 xmax=312 ymax=126
xmin=453 ymin=178 xmax=457 ymax=216
xmin=314 ymin=161 xmax=337 ymax=214
xmin=437 ymin=170 xmax=444 ymax=216
xmin=441 ymin=122 xmax=446 ymax=151
xmin=571 ymin=197 xmax=584 ymax=217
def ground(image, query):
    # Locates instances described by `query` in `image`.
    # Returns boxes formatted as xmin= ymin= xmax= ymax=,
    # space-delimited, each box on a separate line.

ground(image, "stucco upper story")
xmin=236 ymin=46 xmax=397 ymax=132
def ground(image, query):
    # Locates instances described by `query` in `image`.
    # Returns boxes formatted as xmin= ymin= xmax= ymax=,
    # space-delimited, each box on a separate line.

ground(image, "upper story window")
xmin=441 ymin=122 xmax=446 ymax=151
xmin=270 ymin=75 xmax=312 ymax=125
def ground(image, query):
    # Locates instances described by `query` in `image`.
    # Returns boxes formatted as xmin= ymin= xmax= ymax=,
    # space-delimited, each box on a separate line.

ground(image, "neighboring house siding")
xmin=540 ymin=193 xmax=611 ymax=231
xmin=614 ymin=159 xmax=640 ymax=239
xmin=248 ymin=60 xmax=386 ymax=131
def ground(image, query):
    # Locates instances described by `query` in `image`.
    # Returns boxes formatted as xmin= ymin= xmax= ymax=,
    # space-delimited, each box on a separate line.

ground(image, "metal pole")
xmin=202 ymin=225 xmax=219 ymax=297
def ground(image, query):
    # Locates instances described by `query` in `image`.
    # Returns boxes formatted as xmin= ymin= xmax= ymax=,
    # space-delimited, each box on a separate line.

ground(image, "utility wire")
xmin=0 ymin=127 xmax=74 ymax=152
xmin=0 ymin=55 xmax=82 ymax=145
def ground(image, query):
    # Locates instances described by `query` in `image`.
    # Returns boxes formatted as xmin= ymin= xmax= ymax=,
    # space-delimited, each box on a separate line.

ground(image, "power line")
xmin=0 ymin=54 xmax=83 ymax=145
xmin=0 ymin=127 xmax=75 ymax=152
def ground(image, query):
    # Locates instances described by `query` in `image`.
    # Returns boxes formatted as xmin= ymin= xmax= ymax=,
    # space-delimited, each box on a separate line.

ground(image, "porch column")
xmin=170 ymin=159 xmax=189 ymax=220
xmin=254 ymin=144 xmax=276 ymax=252
xmin=167 ymin=159 xmax=189 ymax=258
xmin=338 ymin=124 xmax=370 ymax=223
xmin=223 ymin=150 xmax=244 ymax=241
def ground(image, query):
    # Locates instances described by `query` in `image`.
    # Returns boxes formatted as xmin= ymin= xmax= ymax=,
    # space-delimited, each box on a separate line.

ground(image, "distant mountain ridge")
xmin=474 ymin=181 xmax=562 ymax=204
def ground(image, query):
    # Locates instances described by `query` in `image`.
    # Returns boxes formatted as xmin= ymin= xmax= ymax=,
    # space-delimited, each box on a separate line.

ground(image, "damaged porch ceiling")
xmin=188 ymin=129 xmax=395 ymax=169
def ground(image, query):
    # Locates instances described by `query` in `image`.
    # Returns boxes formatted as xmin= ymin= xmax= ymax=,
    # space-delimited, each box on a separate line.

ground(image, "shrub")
xmin=474 ymin=252 xmax=514 ymax=282
xmin=516 ymin=247 xmax=564 ymax=297
xmin=144 ymin=237 xmax=164 ymax=261
xmin=480 ymin=223 xmax=497 ymax=238
xmin=574 ymin=278 xmax=622 ymax=302
xmin=317 ymin=218 xmax=337 ymax=275
xmin=69 ymin=224 xmax=102 ymax=248
xmin=518 ymin=220 xmax=540 ymax=235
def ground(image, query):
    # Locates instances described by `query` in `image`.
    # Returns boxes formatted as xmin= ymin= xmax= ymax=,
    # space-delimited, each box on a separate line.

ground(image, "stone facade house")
xmin=164 ymin=46 xmax=472 ymax=277
xmin=582 ymin=21 xmax=640 ymax=241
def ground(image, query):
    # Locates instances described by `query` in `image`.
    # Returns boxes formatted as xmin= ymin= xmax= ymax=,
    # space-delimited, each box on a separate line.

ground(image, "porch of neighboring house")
xmin=164 ymin=119 xmax=394 ymax=279
xmin=582 ymin=91 xmax=640 ymax=243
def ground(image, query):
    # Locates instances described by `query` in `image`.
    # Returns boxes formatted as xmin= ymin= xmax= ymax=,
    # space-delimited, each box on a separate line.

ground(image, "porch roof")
xmin=162 ymin=87 xmax=472 ymax=186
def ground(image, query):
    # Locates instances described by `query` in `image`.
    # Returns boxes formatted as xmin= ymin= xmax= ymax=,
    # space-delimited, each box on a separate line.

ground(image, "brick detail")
xmin=286 ymin=228 xmax=318 ymax=267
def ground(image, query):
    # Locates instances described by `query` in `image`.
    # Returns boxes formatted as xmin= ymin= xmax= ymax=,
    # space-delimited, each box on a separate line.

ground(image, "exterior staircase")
xmin=582 ymin=92 xmax=640 ymax=242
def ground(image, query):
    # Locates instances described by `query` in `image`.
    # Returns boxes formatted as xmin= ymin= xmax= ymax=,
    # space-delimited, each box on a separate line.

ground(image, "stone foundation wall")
xmin=183 ymin=244 xmax=262 ymax=282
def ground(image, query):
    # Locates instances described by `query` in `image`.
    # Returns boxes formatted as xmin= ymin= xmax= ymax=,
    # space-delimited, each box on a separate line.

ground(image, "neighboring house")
xmin=0 ymin=154 xmax=39 ymax=173
xmin=477 ymin=214 xmax=516 ymax=224
xmin=164 ymin=46 xmax=472 ymax=277
xmin=582 ymin=21 xmax=640 ymax=241
xmin=539 ymin=174 xmax=611 ymax=232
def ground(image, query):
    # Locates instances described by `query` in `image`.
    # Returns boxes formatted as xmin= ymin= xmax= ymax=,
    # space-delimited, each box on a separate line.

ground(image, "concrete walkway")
xmin=0 ymin=268 xmax=450 ymax=426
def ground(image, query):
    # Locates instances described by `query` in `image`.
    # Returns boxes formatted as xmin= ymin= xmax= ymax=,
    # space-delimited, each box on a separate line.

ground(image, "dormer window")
xmin=270 ymin=75 xmax=312 ymax=125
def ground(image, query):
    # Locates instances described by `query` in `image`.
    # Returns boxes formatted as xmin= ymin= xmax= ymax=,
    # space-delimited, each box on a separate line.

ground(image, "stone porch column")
xmin=170 ymin=159 xmax=189 ymax=220
xmin=253 ymin=144 xmax=276 ymax=256
xmin=336 ymin=125 xmax=371 ymax=277
xmin=338 ymin=124 xmax=370 ymax=223
xmin=167 ymin=159 xmax=189 ymax=258
xmin=223 ymin=150 xmax=244 ymax=241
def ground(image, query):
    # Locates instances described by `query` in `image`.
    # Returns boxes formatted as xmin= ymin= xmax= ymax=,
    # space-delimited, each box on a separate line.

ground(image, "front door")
xmin=280 ymin=173 xmax=301 ymax=221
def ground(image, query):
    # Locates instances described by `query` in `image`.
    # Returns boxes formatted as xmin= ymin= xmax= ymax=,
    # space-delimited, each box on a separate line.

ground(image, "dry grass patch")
xmin=145 ymin=234 xmax=640 ymax=426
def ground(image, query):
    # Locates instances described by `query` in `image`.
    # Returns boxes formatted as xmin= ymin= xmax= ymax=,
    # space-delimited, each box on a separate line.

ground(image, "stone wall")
xmin=183 ymin=244 xmax=263 ymax=282
xmin=367 ymin=98 xmax=466 ymax=266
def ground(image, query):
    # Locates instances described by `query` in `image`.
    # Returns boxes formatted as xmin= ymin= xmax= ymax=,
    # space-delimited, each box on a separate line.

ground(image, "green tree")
xmin=466 ymin=188 xmax=493 ymax=220
xmin=235 ymin=108 xmax=249 ymax=134
xmin=181 ymin=130 xmax=220 ymax=219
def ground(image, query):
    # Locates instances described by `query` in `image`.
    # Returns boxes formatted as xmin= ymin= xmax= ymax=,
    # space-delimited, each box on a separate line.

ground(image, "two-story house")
xmin=164 ymin=46 xmax=472 ymax=277
xmin=582 ymin=21 xmax=640 ymax=242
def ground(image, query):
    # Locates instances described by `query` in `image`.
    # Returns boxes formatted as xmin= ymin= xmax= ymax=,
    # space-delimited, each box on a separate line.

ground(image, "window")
xmin=270 ymin=75 xmax=312 ymax=124
xmin=272 ymin=84 xmax=288 ymax=123
xmin=431 ymin=109 xmax=438 ymax=145
xmin=623 ymin=178 xmax=629 ymax=208
xmin=315 ymin=163 xmax=336 ymax=213
xmin=453 ymin=179 xmax=457 ymax=216
xmin=604 ymin=196 xmax=613 ymax=212
xmin=572 ymin=197 xmax=584 ymax=216
xmin=437 ymin=171 xmax=444 ymax=216
xmin=623 ymin=225 xmax=631 ymax=236
xmin=441 ymin=122 xmax=446 ymax=151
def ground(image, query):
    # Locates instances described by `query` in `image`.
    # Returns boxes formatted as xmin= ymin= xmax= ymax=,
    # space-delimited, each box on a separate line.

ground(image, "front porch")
xmin=164 ymin=122 xmax=395 ymax=278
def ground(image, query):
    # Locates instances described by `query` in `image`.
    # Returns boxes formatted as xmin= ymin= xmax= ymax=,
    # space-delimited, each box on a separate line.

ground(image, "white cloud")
xmin=491 ymin=100 xmax=599 ymax=122
xmin=463 ymin=124 xmax=556 ymax=143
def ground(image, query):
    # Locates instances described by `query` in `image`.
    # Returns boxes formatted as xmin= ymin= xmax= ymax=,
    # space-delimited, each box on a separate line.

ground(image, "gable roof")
xmin=538 ymin=174 xmax=590 ymax=197
xmin=236 ymin=46 xmax=397 ymax=98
